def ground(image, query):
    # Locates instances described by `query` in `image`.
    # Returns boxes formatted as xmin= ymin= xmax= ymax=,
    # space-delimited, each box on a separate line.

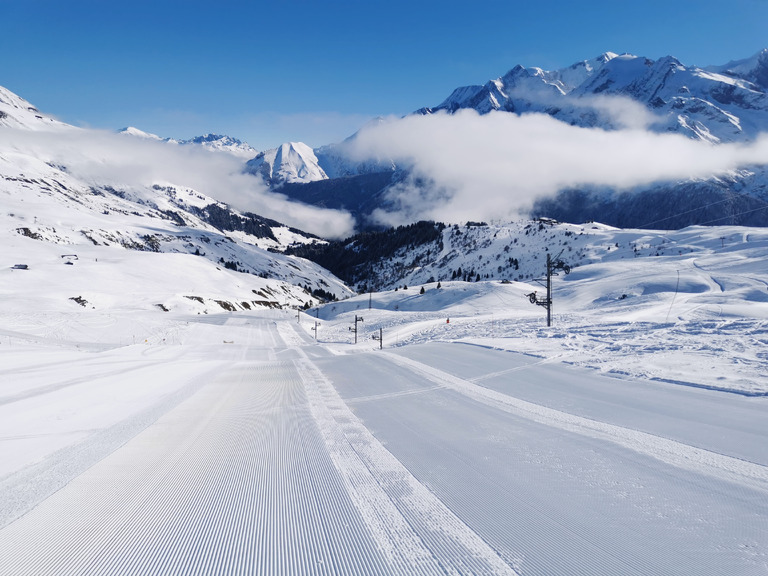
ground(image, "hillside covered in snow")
xmin=0 ymin=87 xmax=355 ymax=313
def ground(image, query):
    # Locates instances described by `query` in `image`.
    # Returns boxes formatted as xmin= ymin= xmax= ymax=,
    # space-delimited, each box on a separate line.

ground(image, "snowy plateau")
xmin=1 ymin=56 xmax=768 ymax=576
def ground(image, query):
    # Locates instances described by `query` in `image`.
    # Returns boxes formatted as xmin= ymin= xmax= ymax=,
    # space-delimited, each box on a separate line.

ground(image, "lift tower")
xmin=527 ymin=252 xmax=570 ymax=327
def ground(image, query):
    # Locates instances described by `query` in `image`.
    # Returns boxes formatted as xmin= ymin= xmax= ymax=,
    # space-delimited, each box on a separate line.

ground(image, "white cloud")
xmin=0 ymin=126 xmax=356 ymax=238
xmin=508 ymin=84 xmax=664 ymax=130
xmin=565 ymin=94 xmax=664 ymax=130
xmin=344 ymin=109 xmax=768 ymax=226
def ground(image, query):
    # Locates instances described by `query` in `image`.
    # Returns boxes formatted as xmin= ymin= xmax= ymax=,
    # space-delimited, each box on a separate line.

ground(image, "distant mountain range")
xmin=4 ymin=52 xmax=768 ymax=299
xmin=9 ymin=50 xmax=766 ymax=231
xmin=4 ymin=48 xmax=768 ymax=239
xmin=118 ymin=127 xmax=258 ymax=158
xmin=419 ymin=50 xmax=768 ymax=141
xmin=261 ymin=49 xmax=768 ymax=229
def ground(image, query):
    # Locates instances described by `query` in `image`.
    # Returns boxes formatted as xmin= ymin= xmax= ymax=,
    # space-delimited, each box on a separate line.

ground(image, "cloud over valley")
xmin=344 ymin=109 xmax=768 ymax=226
xmin=0 ymin=126 xmax=356 ymax=239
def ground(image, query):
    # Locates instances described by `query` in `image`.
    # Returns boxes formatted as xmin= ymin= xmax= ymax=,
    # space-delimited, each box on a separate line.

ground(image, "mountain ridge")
xmin=264 ymin=48 xmax=768 ymax=229
xmin=420 ymin=49 xmax=768 ymax=141
xmin=3 ymin=48 xmax=768 ymax=303
xmin=118 ymin=127 xmax=258 ymax=158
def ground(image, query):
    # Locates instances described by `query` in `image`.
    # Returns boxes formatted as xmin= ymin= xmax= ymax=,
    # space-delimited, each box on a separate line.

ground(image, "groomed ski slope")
xmin=1 ymin=312 xmax=766 ymax=575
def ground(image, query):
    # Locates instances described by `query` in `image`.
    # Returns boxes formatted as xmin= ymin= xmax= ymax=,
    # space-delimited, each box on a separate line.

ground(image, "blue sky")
xmin=2 ymin=0 xmax=766 ymax=150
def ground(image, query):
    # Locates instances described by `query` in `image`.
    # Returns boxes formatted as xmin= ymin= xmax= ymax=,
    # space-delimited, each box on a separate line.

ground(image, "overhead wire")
xmin=636 ymin=196 xmax=739 ymax=229
xmin=695 ymin=204 xmax=768 ymax=226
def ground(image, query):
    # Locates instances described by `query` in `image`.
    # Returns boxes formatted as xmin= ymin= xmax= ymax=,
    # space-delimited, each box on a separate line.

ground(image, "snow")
xmin=245 ymin=142 xmax=329 ymax=185
xmin=706 ymin=48 xmax=768 ymax=86
xmin=2 ymin=213 xmax=767 ymax=574
xmin=426 ymin=48 xmax=768 ymax=146
xmin=316 ymin=222 xmax=768 ymax=396
xmin=119 ymin=127 xmax=259 ymax=158
xmin=0 ymin=86 xmax=69 ymax=131
xmin=118 ymin=126 xmax=165 ymax=140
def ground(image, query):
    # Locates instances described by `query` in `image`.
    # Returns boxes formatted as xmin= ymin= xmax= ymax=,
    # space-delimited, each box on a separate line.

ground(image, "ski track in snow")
xmin=294 ymin=345 xmax=518 ymax=576
xmin=0 ymin=358 xmax=220 ymax=529
xmin=0 ymin=320 xmax=520 ymax=575
xmin=2 ymin=301 xmax=766 ymax=574
xmin=381 ymin=351 xmax=768 ymax=494
xmin=2 ymin=359 xmax=386 ymax=574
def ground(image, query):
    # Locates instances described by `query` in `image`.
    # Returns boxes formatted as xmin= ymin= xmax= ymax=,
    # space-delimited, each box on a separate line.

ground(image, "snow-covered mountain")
xmin=181 ymin=133 xmax=258 ymax=158
xmin=0 ymin=161 xmax=351 ymax=310
xmin=289 ymin=218 xmax=706 ymax=292
xmin=271 ymin=50 xmax=768 ymax=230
xmin=244 ymin=142 xmax=328 ymax=186
xmin=118 ymin=127 xmax=258 ymax=158
xmin=419 ymin=52 xmax=616 ymax=116
xmin=420 ymin=50 xmax=768 ymax=143
xmin=414 ymin=50 xmax=768 ymax=227
xmin=707 ymin=48 xmax=768 ymax=92
xmin=0 ymin=86 xmax=70 ymax=131
xmin=244 ymin=122 xmax=397 ymax=187
xmin=1 ymin=87 xmax=352 ymax=312
xmin=117 ymin=126 xmax=166 ymax=140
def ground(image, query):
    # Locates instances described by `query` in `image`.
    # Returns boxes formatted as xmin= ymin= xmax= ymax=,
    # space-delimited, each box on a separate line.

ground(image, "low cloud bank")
xmin=344 ymin=109 xmax=768 ymax=226
xmin=5 ymin=107 xmax=766 ymax=236
xmin=0 ymin=126 xmax=356 ymax=239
